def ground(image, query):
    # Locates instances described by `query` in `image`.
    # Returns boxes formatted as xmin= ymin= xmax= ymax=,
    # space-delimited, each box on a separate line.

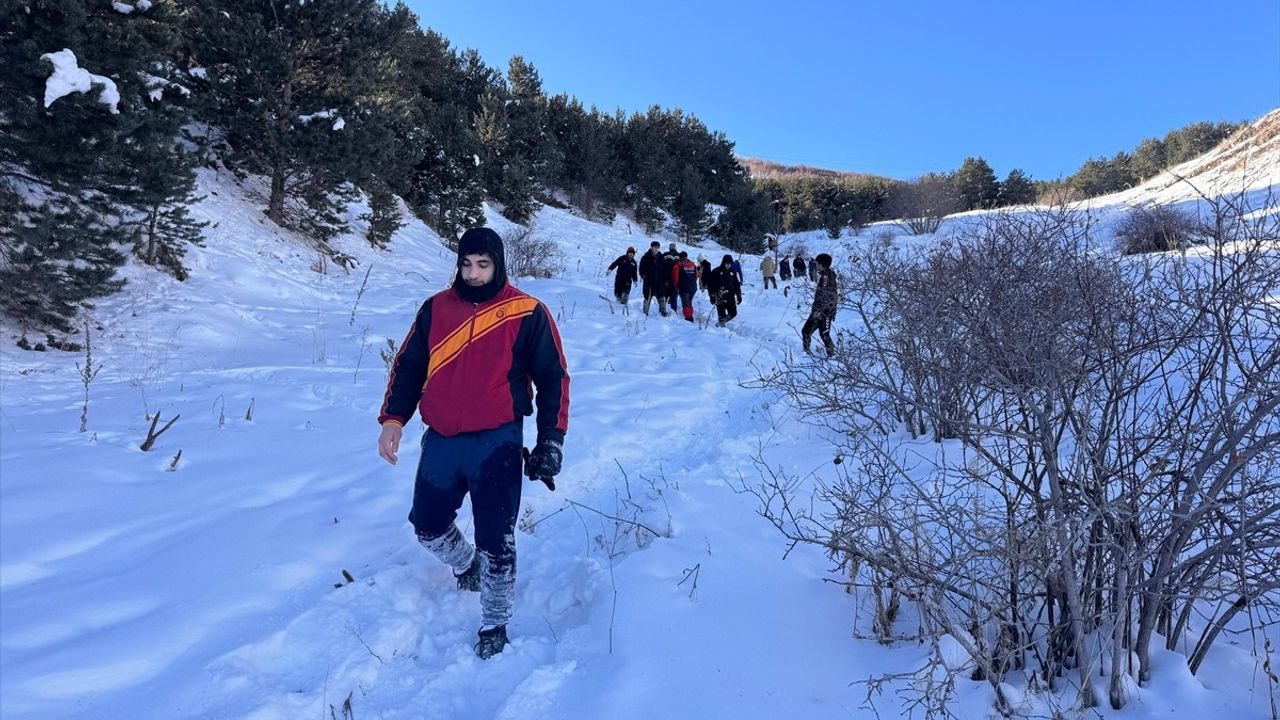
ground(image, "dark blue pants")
xmin=411 ymin=423 xmax=524 ymax=626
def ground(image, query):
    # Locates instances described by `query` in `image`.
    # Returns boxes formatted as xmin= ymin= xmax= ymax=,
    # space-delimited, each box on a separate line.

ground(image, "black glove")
xmin=523 ymin=439 xmax=563 ymax=491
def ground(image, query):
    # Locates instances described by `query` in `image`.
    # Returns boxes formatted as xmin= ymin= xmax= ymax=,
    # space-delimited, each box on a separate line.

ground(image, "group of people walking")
xmin=607 ymin=241 xmax=839 ymax=355
xmin=761 ymin=254 xmax=819 ymax=285
xmin=608 ymin=241 xmax=745 ymax=326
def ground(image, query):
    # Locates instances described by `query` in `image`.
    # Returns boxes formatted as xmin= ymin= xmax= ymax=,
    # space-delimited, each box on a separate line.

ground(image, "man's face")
xmin=460 ymin=253 xmax=494 ymax=286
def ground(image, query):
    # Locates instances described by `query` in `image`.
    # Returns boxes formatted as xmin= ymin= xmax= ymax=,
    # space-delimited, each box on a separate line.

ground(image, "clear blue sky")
xmin=407 ymin=0 xmax=1280 ymax=181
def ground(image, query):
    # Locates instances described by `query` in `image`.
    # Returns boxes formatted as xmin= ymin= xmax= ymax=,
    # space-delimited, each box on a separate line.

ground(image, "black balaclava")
xmin=453 ymin=227 xmax=508 ymax=304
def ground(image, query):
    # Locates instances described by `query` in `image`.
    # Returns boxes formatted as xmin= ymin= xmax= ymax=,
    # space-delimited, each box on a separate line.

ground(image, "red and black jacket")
xmin=378 ymin=283 xmax=570 ymax=444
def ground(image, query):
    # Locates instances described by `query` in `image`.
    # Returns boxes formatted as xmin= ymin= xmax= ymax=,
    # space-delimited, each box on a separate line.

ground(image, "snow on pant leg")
xmin=642 ymin=280 xmax=654 ymax=314
xmin=466 ymin=423 xmax=524 ymax=628
xmin=410 ymin=429 xmax=475 ymax=574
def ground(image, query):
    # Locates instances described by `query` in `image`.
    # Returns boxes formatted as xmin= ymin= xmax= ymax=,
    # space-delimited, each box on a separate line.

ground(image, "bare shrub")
xmin=752 ymin=196 xmax=1280 ymax=714
xmin=504 ymin=224 xmax=564 ymax=279
xmin=1115 ymin=202 xmax=1202 ymax=255
xmin=885 ymin=174 xmax=964 ymax=235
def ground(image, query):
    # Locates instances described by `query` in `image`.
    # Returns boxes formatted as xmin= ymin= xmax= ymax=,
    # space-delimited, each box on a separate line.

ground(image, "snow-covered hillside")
xmin=1 ymin=152 xmax=1276 ymax=719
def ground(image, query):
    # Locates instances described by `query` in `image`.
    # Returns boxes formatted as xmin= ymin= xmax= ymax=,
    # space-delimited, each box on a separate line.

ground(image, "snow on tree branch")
xmin=40 ymin=49 xmax=120 ymax=114
xmin=112 ymin=1 xmax=152 ymax=14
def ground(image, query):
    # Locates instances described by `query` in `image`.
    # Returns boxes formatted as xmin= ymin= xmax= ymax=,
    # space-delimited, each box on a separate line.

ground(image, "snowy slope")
xmin=1 ymin=158 xmax=1276 ymax=719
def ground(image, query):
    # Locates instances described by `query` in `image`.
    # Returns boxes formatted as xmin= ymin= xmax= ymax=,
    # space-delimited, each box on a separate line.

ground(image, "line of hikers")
xmin=607 ymin=241 xmax=839 ymax=355
xmin=607 ymin=241 xmax=745 ymax=326
xmin=765 ymin=253 xmax=820 ymax=286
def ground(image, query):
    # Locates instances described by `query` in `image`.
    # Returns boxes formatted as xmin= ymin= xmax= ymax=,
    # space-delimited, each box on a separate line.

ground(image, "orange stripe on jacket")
xmin=426 ymin=297 xmax=540 ymax=381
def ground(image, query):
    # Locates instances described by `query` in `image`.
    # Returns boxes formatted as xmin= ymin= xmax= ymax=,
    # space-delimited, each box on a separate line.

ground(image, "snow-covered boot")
xmin=475 ymin=625 xmax=509 ymax=659
xmin=455 ymin=552 xmax=482 ymax=592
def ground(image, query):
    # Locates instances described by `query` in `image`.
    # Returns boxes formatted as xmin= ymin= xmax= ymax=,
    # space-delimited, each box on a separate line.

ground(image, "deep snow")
xmin=1 ymin=160 xmax=1277 ymax=719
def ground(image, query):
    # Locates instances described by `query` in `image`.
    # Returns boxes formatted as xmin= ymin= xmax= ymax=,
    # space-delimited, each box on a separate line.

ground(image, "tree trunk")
xmin=267 ymin=79 xmax=293 ymax=225
xmin=1108 ymin=560 xmax=1131 ymax=709
xmin=268 ymin=162 xmax=286 ymax=224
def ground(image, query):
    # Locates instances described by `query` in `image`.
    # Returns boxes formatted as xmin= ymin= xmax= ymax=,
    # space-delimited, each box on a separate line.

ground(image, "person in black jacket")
xmin=659 ymin=242 xmax=681 ymax=315
xmin=706 ymin=254 xmax=743 ymax=327
xmin=698 ymin=256 xmax=713 ymax=298
xmin=779 ymin=255 xmax=792 ymax=282
xmin=802 ymin=253 xmax=838 ymax=356
xmin=793 ymin=256 xmax=806 ymax=282
xmin=606 ymin=246 xmax=639 ymax=312
xmin=638 ymin=241 xmax=664 ymax=315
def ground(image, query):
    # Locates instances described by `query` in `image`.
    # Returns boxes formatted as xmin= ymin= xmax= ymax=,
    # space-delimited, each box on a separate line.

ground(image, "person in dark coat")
xmin=659 ymin=242 xmax=681 ymax=315
xmin=802 ymin=252 xmax=839 ymax=356
xmin=793 ymin=256 xmax=806 ymax=281
xmin=606 ymin=246 xmax=639 ymax=312
xmin=730 ymin=257 xmax=744 ymax=286
xmin=779 ymin=255 xmax=792 ymax=282
xmin=706 ymin=254 xmax=743 ymax=327
xmin=672 ymin=251 xmax=700 ymax=322
xmin=807 ymin=256 xmax=818 ymax=282
xmin=638 ymin=241 xmax=664 ymax=315
xmin=698 ymin=256 xmax=713 ymax=297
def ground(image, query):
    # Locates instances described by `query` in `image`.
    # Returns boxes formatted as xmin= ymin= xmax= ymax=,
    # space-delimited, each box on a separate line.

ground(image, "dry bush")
xmin=752 ymin=197 xmax=1280 ymax=713
xmin=1114 ymin=202 xmax=1203 ymax=255
xmin=504 ymin=225 xmax=564 ymax=279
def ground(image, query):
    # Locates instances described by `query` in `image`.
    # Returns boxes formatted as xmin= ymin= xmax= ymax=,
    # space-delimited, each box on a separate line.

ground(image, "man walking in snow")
xmin=660 ymin=242 xmax=681 ymax=315
xmin=760 ymin=255 xmax=777 ymax=290
xmin=802 ymin=252 xmax=838 ymax=357
xmin=638 ymin=240 xmax=664 ymax=315
xmin=706 ymin=254 xmax=743 ymax=327
xmin=607 ymin=246 xmax=639 ymax=312
xmin=377 ymin=227 xmax=570 ymax=660
xmin=672 ymin=250 xmax=700 ymax=322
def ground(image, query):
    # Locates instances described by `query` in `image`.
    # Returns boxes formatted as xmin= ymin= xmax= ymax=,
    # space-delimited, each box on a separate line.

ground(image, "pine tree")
xmin=955 ymin=156 xmax=999 ymax=210
xmin=1 ymin=0 xmax=196 ymax=330
xmin=997 ymin=169 xmax=1037 ymax=206
xmin=184 ymin=0 xmax=407 ymax=244
xmin=123 ymin=145 xmax=208 ymax=280
xmin=506 ymin=55 xmax=560 ymax=191
xmin=388 ymin=26 xmax=485 ymax=239
xmin=1130 ymin=137 xmax=1167 ymax=181
xmin=1070 ymin=152 xmax=1135 ymax=198
xmin=669 ymin=164 xmax=711 ymax=241
xmin=361 ymin=180 xmax=404 ymax=250
xmin=0 ymin=198 xmax=126 ymax=333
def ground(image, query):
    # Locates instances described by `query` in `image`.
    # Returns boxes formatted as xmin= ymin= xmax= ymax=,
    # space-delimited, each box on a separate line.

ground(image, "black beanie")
xmin=722 ymin=254 xmax=733 ymax=265
xmin=815 ymin=253 xmax=833 ymax=269
xmin=454 ymin=227 xmax=507 ymax=303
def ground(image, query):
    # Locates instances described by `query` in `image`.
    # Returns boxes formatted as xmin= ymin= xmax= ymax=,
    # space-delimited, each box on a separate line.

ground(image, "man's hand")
xmin=524 ymin=439 xmax=563 ymax=490
xmin=378 ymin=423 xmax=403 ymax=465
